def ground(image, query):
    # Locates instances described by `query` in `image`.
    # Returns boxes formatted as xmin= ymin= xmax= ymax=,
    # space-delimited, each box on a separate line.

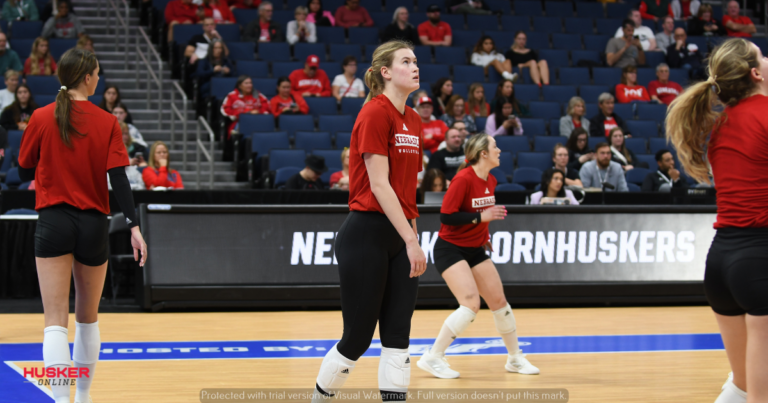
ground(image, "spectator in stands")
xmin=108 ymin=122 xmax=146 ymax=191
xmin=333 ymin=0 xmax=372 ymax=28
xmin=76 ymin=33 xmax=95 ymax=53
xmin=465 ymin=83 xmax=490 ymax=119
xmin=656 ymin=16 xmax=675 ymax=54
xmin=614 ymin=10 xmax=657 ymax=51
xmin=504 ymin=31 xmax=549 ymax=86
xmin=579 ymin=142 xmax=629 ymax=191
xmin=0 ymin=70 xmax=19 ymax=112
xmin=687 ymin=4 xmax=725 ymax=37
xmin=287 ymin=6 xmax=316 ymax=45
xmin=609 ymin=127 xmax=648 ymax=171
xmin=415 ymin=96 xmax=448 ymax=154
xmin=380 ymin=7 xmax=419 ymax=44
xmin=639 ymin=0 xmax=672 ymax=21
xmin=0 ymin=33 xmax=23 ymax=74
xmin=471 ymin=35 xmax=516 ymax=82
xmin=489 ymin=78 xmax=530 ymax=117
xmin=2 ymin=0 xmax=40 ymax=21
xmin=616 ymin=66 xmax=650 ymax=103
xmin=666 ymin=27 xmax=705 ymax=80
xmin=165 ymin=0 xmax=203 ymax=42
xmin=203 ymin=0 xmax=235 ymax=24
xmin=271 ymin=76 xmax=309 ymax=117
xmin=113 ymin=103 xmax=147 ymax=147
xmin=41 ymin=0 xmax=83 ymax=39
xmin=565 ymin=127 xmax=594 ymax=171
xmin=722 ymin=0 xmax=755 ymax=38
xmin=419 ymin=168 xmax=447 ymax=203
xmin=426 ymin=128 xmax=464 ymax=180
xmin=143 ymin=141 xmax=184 ymax=190
xmin=221 ymin=75 xmax=272 ymax=137
xmin=552 ymin=143 xmax=583 ymax=187
xmin=329 ymin=148 xmax=349 ymax=190
xmin=449 ymin=0 xmax=493 ymax=15
xmin=290 ymin=54 xmax=331 ymax=97
xmin=485 ymin=97 xmax=522 ymax=137
xmin=529 ymin=168 xmax=580 ymax=205
xmin=590 ymin=92 xmax=631 ymax=138
xmin=436 ymin=120 xmax=469 ymax=150
xmin=230 ymin=0 xmax=259 ymax=10
xmin=648 ymin=63 xmax=682 ymax=105
xmin=244 ymin=2 xmax=283 ymax=42
xmin=185 ymin=17 xmax=222 ymax=66
xmin=643 ymin=149 xmax=686 ymax=191
xmin=559 ymin=96 xmax=590 ymax=137
xmin=607 ymin=19 xmax=647 ymax=68
xmin=431 ymin=77 xmax=452 ymax=118
xmin=23 ymin=37 xmax=56 ymax=76
xmin=0 ymin=83 xmax=37 ymax=131
xmin=40 ymin=0 xmax=72 ymax=23
xmin=99 ymin=85 xmax=132 ymax=122
xmin=441 ymin=95 xmax=477 ymax=133
xmin=410 ymin=89 xmax=431 ymax=116
xmin=306 ymin=0 xmax=334 ymax=27
xmin=671 ymin=0 xmax=700 ymax=20
xmin=285 ymin=155 xmax=327 ymax=189
xmin=196 ymin=39 xmax=234 ymax=98
xmin=331 ymin=55 xmax=364 ymax=102
xmin=418 ymin=5 xmax=452 ymax=47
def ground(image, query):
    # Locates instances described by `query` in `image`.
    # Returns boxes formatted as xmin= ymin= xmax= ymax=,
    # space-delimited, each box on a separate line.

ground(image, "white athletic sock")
xmin=714 ymin=378 xmax=747 ymax=403
xmin=73 ymin=321 xmax=100 ymax=403
xmin=430 ymin=306 xmax=476 ymax=356
xmin=43 ymin=326 xmax=72 ymax=403
xmin=492 ymin=304 xmax=520 ymax=355
xmin=430 ymin=324 xmax=456 ymax=356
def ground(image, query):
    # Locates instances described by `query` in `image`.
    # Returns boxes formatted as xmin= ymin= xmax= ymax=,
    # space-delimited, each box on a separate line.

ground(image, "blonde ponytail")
xmin=364 ymin=40 xmax=414 ymax=104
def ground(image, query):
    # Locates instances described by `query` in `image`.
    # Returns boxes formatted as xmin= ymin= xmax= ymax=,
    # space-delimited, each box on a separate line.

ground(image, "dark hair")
xmin=207 ymin=39 xmax=228 ymax=64
xmin=98 ymin=85 xmax=121 ymax=111
xmin=565 ymin=127 xmax=589 ymax=152
xmin=112 ymin=102 xmax=129 ymax=115
xmin=494 ymin=79 xmax=522 ymax=114
xmin=9 ymin=83 xmax=39 ymax=125
xmin=594 ymin=142 xmax=610 ymax=153
xmin=420 ymin=168 xmax=446 ymax=202
xmin=235 ymin=74 xmax=253 ymax=94
xmin=473 ymin=35 xmax=496 ymax=54
xmin=493 ymin=96 xmax=513 ymax=132
xmin=622 ymin=18 xmax=634 ymax=29
xmin=306 ymin=0 xmax=324 ymax=16
xmin=621 ymin=65 xmax=637 ymax=85
xmin=276 ymin=76 xmax=291 ymax=89
xmin=341 ymin=55 xmax=357 ymax=67
xmin=432 ymin=77 xmax=452 ymax=101
xmin=541 ymin=168 xmax=566 ymax=198
xmin=56 ymin=48 xmax=98 ymax=147
xmin=655 ymin=149 xmax=671 ymax=161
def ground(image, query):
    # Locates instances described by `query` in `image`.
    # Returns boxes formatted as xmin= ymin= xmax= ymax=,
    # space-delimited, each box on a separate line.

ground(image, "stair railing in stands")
xmin=104 ymin=0 xmax=130 ymax=65
xmin=196 ymin=116 xmax=216 ymax=189
xmin=136 ymin=26 xmax=164 ymax=127
xmin=170 ymin=81 xmax=189 ymax=169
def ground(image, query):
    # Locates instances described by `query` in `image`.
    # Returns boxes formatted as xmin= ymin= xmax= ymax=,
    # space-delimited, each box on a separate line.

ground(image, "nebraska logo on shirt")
xmin=656 ymin=86 xmax=679 ymax=96
xmin=472 ymin=196 xmax=495 ymax=209
xmin=623 ymin=88 xmax=645 ymax=98
xmin=403 ymin=123 xmax=408 ymax=131
xmin=395 ymin=134 xmax=419 ymax=148
xmin=298 ymin=79 xmax=322 ymax=88
xmin=485 ymin=188 xmax=490 ymax=194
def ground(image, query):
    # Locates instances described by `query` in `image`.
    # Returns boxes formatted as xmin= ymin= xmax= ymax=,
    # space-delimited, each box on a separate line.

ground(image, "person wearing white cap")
xmin=289 ymin=54 xmax=332 ymax=97
xmin=415 ymin=96 xmax=448 ymax=154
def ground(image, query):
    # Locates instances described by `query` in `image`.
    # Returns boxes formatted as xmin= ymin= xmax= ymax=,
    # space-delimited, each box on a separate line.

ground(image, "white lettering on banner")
xmin=534 ymin=231 xmax=556 ymax=263
xmin=619 ymin=231 xmax=638 ymax=263
xmin=291 ymin=232 xmax=314 ymax=265
xmin=421 ymin=231 xmax=440 ymax=264
xmin=578 ymin=231 xmax=598 ymax=263
xmin=638 ymin=231 xmax=656 ymax=263
xmin=395 ymin=134 xmax=420 ymax=148
xmin=556 ymin=231 xmax=577 ymax=263
xmin=314 ymin=232 xmax=334 ymax=265
xmin=598 ymin=231 xmax=618 ymax=263
xmin=513 ymin=232 xmax=534 ymax=264
xmin=656 ymin=231 xmax=676 ymax=262
xmin=491 ymin=231 xmax=512 ymax=264
xmin=472 ymin=196 xmax=495 ymax=209
xmin=677 ymin=231 xmax=695 ymax=262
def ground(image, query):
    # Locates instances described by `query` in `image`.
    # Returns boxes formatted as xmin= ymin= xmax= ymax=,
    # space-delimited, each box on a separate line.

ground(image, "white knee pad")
xmin=43 ymin=326 xmax=72 ymax=367
xmin=73 ymin=321 xmax=101 ymax=364
xmin=492 ymin=303 xmax=516 ymax=335
xmin=378 ymin=347 xmax=410 ymax=392
xmin=444 ymin=306 xmax=476 ymax=337
xmin=316 ymin=343 xmax=356 ymax=396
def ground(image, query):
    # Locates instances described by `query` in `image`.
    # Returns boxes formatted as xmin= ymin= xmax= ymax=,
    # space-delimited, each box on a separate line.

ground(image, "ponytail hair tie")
xmin=368 ymin=68 xmax=373 ymax=72
xmin=59 ymin=86 xmax=67 ymax=92
xmin=464 ymin=158 xmax=469 ymax=164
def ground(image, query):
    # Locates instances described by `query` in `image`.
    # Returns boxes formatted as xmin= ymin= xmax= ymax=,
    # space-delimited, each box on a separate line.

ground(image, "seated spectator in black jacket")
xmin=565 ymin=127 xmax=594 ymax=171
xmin=380 ymin=7 xmax=419 ymax=44
xmin=285 ymin=155 xmax=327 ymax=189
xmin=642 ymin=149 xmax=687 ymax=191
xmin=608 ymin=127 xmax=647 ymax=171
xmin=244 ymin=2 xmax=284 ymax=43
xmin=426 ymin=128 xmax=465 ymax=181
xmin=666 ymin=28 xmax=705 ymax=80
xmin=184 ymin=17 xmax=222 ymax=65
xmin=196 ymin=39 xmax=234 ymax=98
xmin=687 ymin=4 xmax=726 ymax=36
xmin=589 ymin=92 xmax=631 ymax=138
xmin=0 ymin=84 xmax=38 ymax=131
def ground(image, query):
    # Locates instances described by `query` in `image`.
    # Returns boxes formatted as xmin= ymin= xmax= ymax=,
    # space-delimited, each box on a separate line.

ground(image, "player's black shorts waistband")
xmin=34 ymin=203 xmax=109 ymax=266
xmin=432 ymin=236 xmax=490 ymax=275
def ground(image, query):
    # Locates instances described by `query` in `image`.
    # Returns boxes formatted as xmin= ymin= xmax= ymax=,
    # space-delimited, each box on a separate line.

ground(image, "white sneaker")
xmin=505 ymin=350 xmax=539 ymax=375
xmin=722 ymin=372 xmax=733 ymax=390
xmin=502 ymin=71 xmax=519 ymax=82
xmin=716 ymin=374 xmax=746 ymax=403
xmin=416 ymin=350 xmax=460 ymax=379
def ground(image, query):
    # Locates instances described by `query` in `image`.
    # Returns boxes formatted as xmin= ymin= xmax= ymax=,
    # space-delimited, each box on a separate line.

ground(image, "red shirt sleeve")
xmin=615 ymin=84 xmax=629 ymax=103
xmin=356 ymin=106 xmax=390 ymax=157
xmin=417 ymin=22 xmax=427 ymax=37
xmin=18 ymin=111 xmax=42 ymax=169
xmin=440 ymin=173 xmax=467 ymax=214
xmin=444 ymin=22 xmax=452 ymax=37
xmin=106 ymin=118 xmax=130 ymax=171
xmin=639 ymin=1 xmax=654 ymax=20
xmin=258 ymin=94 xmax=272 ymax=114
xmin=50 ymin=58 xmax=57 ymax=74
xmin=23 ymin=58 xmax=31 ymax=75
xmin=269 ymin=96 xmax=282 ymax=117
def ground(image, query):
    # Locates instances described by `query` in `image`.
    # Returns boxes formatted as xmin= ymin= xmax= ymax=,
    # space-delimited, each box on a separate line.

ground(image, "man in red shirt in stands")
xmin=164 ymin=0 xmax=203 ymax=42
xmin=416 ymin=96 xmax=448 ymax=154
xmin=334 ymin=0 xmax=373 ymax=28
xmin=639 ymin=0 xmax=672 ymax=22
xmin=289 ymin=54 xmax=332 ymax=97
xmin=648 ymin=63 xmax=682 ymax=105
xmin=722 ymin=0 xmax=755 ymax=37
xmin=418 ymin=5 xmax=452 ymax=47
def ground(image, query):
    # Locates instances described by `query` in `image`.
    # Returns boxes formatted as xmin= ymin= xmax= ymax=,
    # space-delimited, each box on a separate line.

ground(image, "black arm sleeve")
xmin=18 ymin=165 xmax=36 ymax=182
xmin=107 ymin=167 xmax=139 ymax=228
xmin=440 ymin=212 xmax=482 ymax=226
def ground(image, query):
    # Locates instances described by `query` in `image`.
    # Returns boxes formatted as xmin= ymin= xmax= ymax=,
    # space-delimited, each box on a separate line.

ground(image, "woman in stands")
xmin=471 ymin=36 xmax=516 ymax=82
xmin=559 ymin=96 xmax=590 ymax=137
xmin=418 ymin=168 xmax=446 ymax=203
xmin=565 ymin=127 xmax=594 ymax=171
xmin=380 ymin=6 xmax=419 ymax=44
xmin=667 ymin=38 xmax=768 ymax=403
xmin=687 ymin=4 xmax=726 ymax=37
xmin=0 ymin=70 xmax=20 ymax=112
xmin=306 ymin=0 xmax=335 ymax=26
xmin=608 ymin=127 xmax=644 ymax=171
xmin=440 ymin=95 xmax=477 ymax=133
xmin=616 ymin=66 xmax=651 ymax=103
xmin=490 ymin=78 xmax=529 ymax=117
xmin=287 ymin=5 xmax=317 ymax=44
xmin=120 ymin=122 xmax=147 ymax=167
xmin=2 ymin=0 xmax=40 ymax=21
xmin=196 ymin=39 xmax=235 ymax=99
xmin=309 ymin=40 xmax=426 ymax=403
xmin=142 ymin=141 xmax=184 ymax=189
xmin=0 ymin=83 xmax=38 ymax=131
xmin=99 ymin=85 xmax=131 ymax=122
xmin=202 ymin=0 xmax=235 ymax=24
xmin=417 ymin=133 xmax=539 ymax=379
xmin=431 ymin=77 xmax=453 ymax=118
xmin=270 ymin=76 xmax=310 ymax=118
xmin=220 ymin=75 xmax=272 ymax=137
xmin=529 ymin=168 xmax=579 ymax=205
xmin=329 ymin=147 xmax=350 ymax=190
xmin=465 ymin=83 xmax=490 ymax=120
xmin=112 ymin=103 xmax=147 ymax=148
xmin=23 ymin=37 xmax=56 ymax=76
xmin=504 ymin=31 xmax=549 ymax=87
xmin=332 ymin=56 xmax=365 ymax=102
xmin=17 ymin=47 xmax=147 ymax=403
xmin=485 ymin=97 xmax=522 ymax=136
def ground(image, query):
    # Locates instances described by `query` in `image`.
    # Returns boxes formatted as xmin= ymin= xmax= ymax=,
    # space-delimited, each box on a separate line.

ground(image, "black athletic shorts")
xmin=433 ymin=236 xmax=490 ymax=274
xmin=35 ymin=204 xmax=110 ymax=266
xmin=705 ymin=227 xmax=768 ymax=316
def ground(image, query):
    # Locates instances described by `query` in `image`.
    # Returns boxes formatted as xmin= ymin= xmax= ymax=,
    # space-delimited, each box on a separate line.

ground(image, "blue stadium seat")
xmin=453 ymin=65 xmax=485 ymax=84
xmin=272 ymin=62 xmax=304 ymax=78
xmin=228 ymin=42 xmax=256 ymax=61
xmin=452 ymin=82 xmax=469 ymax=98
xmin=211 ymin=77 xmax=239 ymax=100
xmin=419 ymin=64 xmax=450 ymax=79
xmin=482 ymin=83 xmax=499 ymax=99
xmin=543 ymin=85 xmax=577 ymax=103
xmin=316 ymin=27 xmax=346 ymax=44
xmin=312 ymin=149 xmax=343 ymax=170
xmin=501 ymin=16 xmax=531 ymax=31
xmin=327 ymin=43 xmax=360 ymax=62
xmin=233 ymin=9 xmax=259 ymax=26
xmin=10 ymin=39 xmax=34 ymax=60
xmin=348 ymin=27 xmax=379 ymax=45
xmin=635 ymin=68 xmax=655 ymax=87
xmin=512 ymin=167 xmax=543 ymax=188
xmin=514 ymin=84 xmax=540 ymax=102
xmin=687 ymin=36 xmax=709 ymax=53
xmin=575 ymin=2 xmax=604 ymax=19
xmin=8 ymin=130 xmax=21 ymax=151
xmin=528 ymin=101 xmax=561 ymax=120
xmin=435 ymin=47 xmax=466 ymax=65
xmin=592 ymin=67 xmax=622 ymax=86
xmin=626 ymin=120 xmax=659 ymax=138
xmin=295 ymin=131 xmax=333 ymax=153
xmin=258 ymin=42 xmax=291 ymax=62
xmin=596 ymin=18 xmax=622 ymax=35
xmin=534 ymin=136 xmax=564 ymax=152
xmin=533 ymin=17 xmax=563 ymax=34
xmin=519 ymin=118 xmax=546 ymax=136
xmin=526 ymin=32 xmax=550 ymax=50
xmin=564 ymin=17 xmax=595 ymax=35
xmin=278 ymin=115 xmax=315 ymax=137
xmin=236 ymin=60 xmax=268 ymax=77
xmin=26 ymin=76 xmax=60 ymax=96
xmin=441 ymin=14 xmax=466 ymax=31
xmin=305 ymin=97 xmax=338 ymax=117
xmin=545 ymin=1 xmax=573 ymax=17
xmin=588 ymin=137 xmax=604 ymax=150
xmin=625 ymin=168 xmax=650 ymax=186
xmin=606 ymin=3 xmax=631 ymax=19
xmin=635 ymin=154 xmax=657 ymax=169
xmin=252 ymin=78 xmax=278 ymax=97
xmin=269 ymin=149 xmax=308 ymax=171
xmin=453 ymin=30 xmax=483 ymax=49
xmin=239 ymin=114 xmax=276 ymax=137
xmin=385 ymin=0 xmax=413 ymax=11
xmin=495 ymin=136 xmax=531 ymax=155
xmin=217 ymin=25 xmax=241 ymax=42
xmin=515 ymin=0 xmax=543 ymax=16
xmin=48 ymin=39 xmax=77 ymax=59
xmin=320 ymin=62 xmax=342 ymax=79
xmin=613 ymin=103 xmax=634 ymax=121
xmin=36 ymin=95 xmax=55 ymax=106
xmin=272 ymin=10 xmax=294 ymax=26
xmin=319 ymin=115 xmax=355 ymax=133
xmin=252 ymin=132 xmax=290 ymax=160
xmin=669 ymin=69 xmax=689 ymax=86
xmin=627 ymin=182 xmax=642 ymax=192
xmin=485 ymin=31 xmax=516 ymax=50
xmin=551 ymin=33 xmax=582 ymax=51
xmin=4 ymin=167 xmax=21 ymax=186
xmin=274 ymin=167 xmax=302 ymax=188
xmin=625 ymin=138 xmax=648 ymax=155
xmin=360 ymin=0 xmax=381 ymax=12
xmin=517 ymin=152 xmax=551 ymax=171
xmin=496 ymin=183 xmax=527 ymax=191
xmin=579 ymin=85 xmax=610 ymax=103
xmin=320 ymin=167 xmax=340 ymax=187
xmin=584 ymin=102 xmax=598 ymax=117
xmin=414 ymin=46 xmax=432 ymax=64
xmin=498 ymin=152 xmax=514 ymax=175
xmin=571 ymin=49 xmax=601 ymax=65
xmin=539 ymin=49 xmax=569 ymax=68
xmin=490 ymin=167 xmax=509 ymax=184
xmin=583 ymin=34 xmax=610 ymax=52
xmin=649 ymin=138 xmax=670 ymax=155
xmin=637 ymin=103 xmax=668 ymax=123
xmin=475 ymin=116 xmax=487 ymax=130
xmin=341 ymin=97 xmax=365 ymax=117
xmin=0 ymin=182 xmax=8 ymax=190
xmin=467 ymin=15 xmax=499 ymax=31
xmin=294 ymin=43 xmax=326 ymax=62
xmin=172 ymin=25 xmax=202 ymax=46
xmin=645 ymin=52 xmax=666 ymax=68
xmin=370 ymin=12 xmax=391 ymax=28
xmin=335 ymin=132 xmax=351 ymax=148
xmin=11 ymin=21 xmax=43 ymax=39
xmin=486 ymin=0 xmax=512 ymax=15
xmin=559 ymin=67 xmax=590 ymax=85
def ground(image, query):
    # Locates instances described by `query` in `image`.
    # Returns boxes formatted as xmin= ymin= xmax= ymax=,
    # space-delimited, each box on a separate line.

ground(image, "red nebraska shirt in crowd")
xmin=289 ymin=69 xmax=332 ymax=97
xmin=348 ymin=95 xmax=423 ymax=220
xmin=722 ymin=15 xmax=753 ymax=37
xmin=438 ymin=166 xmax=498 ymax=248
xmin=648 ymin=80 xmax=682 ymax=105
xmin=421 ymin=119 xmax=448 ymax=153
xmin=18 ymin=101 xmax=129 ymax=214
xmin=615 ymin=84 xmax=651 ymax=103
xmin=708 ymin=94 xmax=768 ymax=228
xmin=603 ymin=116 xmax=618 ymax=137
xmin=417 ymin=21 xmax=452 ymax=42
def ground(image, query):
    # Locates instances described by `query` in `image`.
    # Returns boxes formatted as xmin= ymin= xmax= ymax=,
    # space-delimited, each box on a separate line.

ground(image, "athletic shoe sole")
xmin=416 ymin=358 xmax=460 ymax=379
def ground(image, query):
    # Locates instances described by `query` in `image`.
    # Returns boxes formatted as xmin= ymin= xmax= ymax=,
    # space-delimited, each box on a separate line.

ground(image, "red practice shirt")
xmin=708 ymin=95 xmax=768 ymax=228
xmin=603 ymin=116 xmax=618 ymax=137
xmin=417 ymin=21 xmax=452 ymax=43
xmin=289 ymin=69 xmax=332 ymax=97
xmin=438 ymin=166 xmax=498 ymax=248
xmin=648 ymin=80 xmax=682 ymax=105
xmin=615 ymin=84 xmax=651 ymax=103
xmin=421 ymin=119 xmax=448 ymax=154
xmin=722 ymin=15 xmax=753 ymax=37
xmin=348 ymin=95 xmax=423 ymax=220
xmin=18 ymin=101 xmax=129 ymax=214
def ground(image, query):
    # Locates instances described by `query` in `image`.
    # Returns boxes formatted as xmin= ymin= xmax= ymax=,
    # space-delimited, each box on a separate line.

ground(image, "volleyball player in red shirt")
xmin=415 ymin=133 xmax=539 ymax=379
xmin=310 ymin=40 xmax=426 ymax=403
xmin=17 ymin=49 xmax=147 ymax=403
xmin=667 ymin=38 xmax=768 ymax=403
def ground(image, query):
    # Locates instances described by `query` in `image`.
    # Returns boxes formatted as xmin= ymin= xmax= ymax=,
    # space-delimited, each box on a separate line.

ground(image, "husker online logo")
xmin=23 ymin=367 xmax=90 ymax=386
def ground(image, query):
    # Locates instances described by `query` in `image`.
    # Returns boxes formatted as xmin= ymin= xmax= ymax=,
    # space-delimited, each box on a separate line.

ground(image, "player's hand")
xmin=480 ymin=205 xmax=507 ymax=222
xmin=483 ymin=241 xmax=493 ymax=252
xmin=406 ymin=240 xmax=426 ymax=278
xmin=130 ymin=227 xmax=148 ymax=267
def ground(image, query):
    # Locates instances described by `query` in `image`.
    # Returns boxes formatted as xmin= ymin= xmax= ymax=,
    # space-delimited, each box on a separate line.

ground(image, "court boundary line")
xmin=4 ymin=360 xmax=54 ymax=399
